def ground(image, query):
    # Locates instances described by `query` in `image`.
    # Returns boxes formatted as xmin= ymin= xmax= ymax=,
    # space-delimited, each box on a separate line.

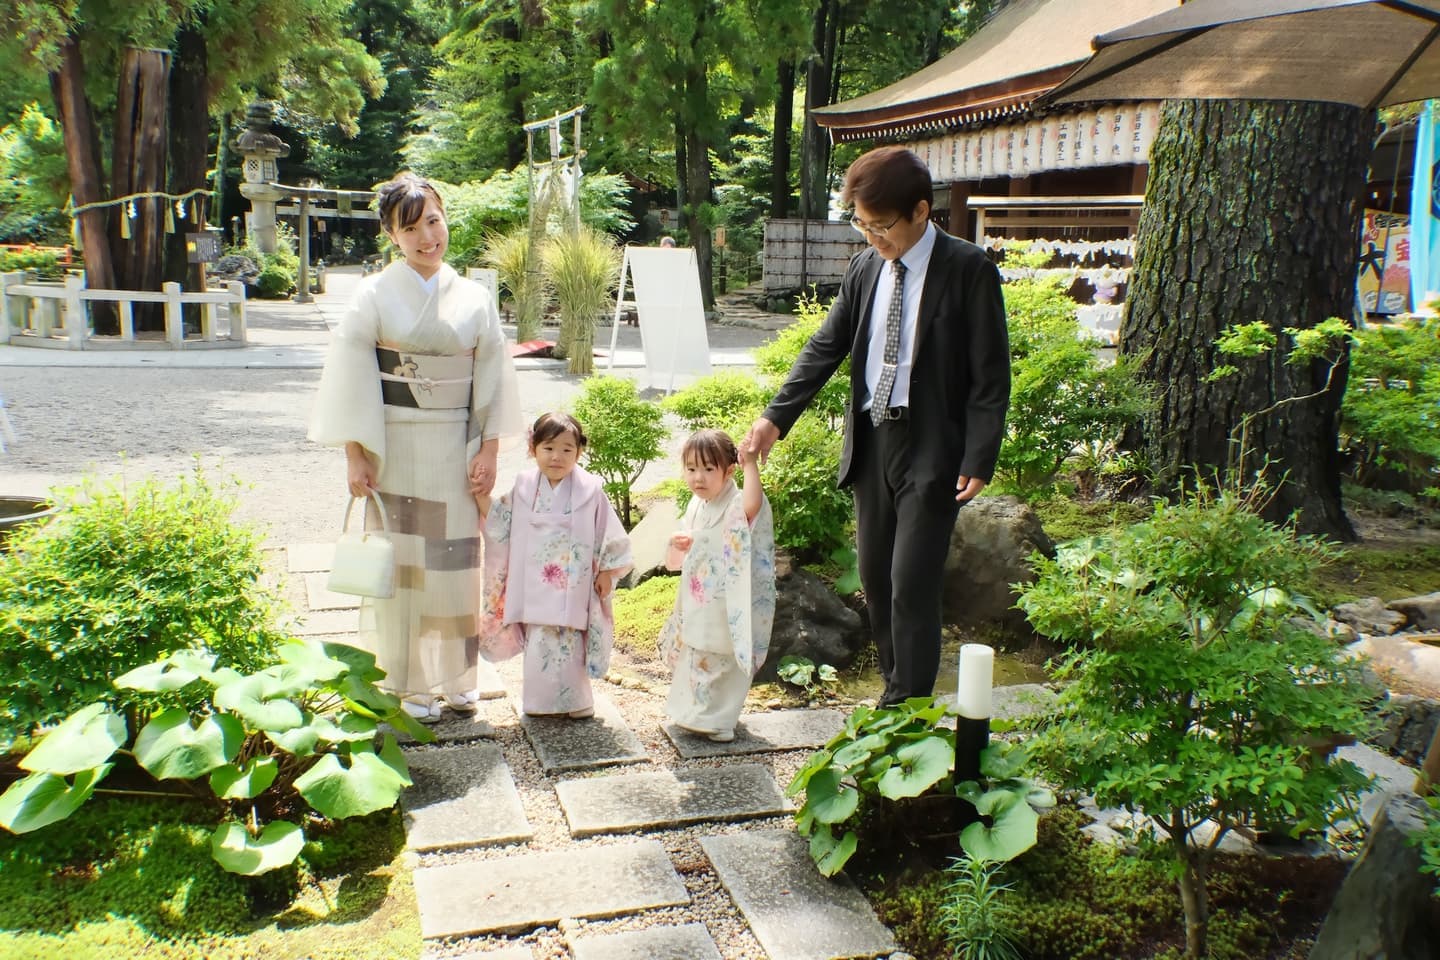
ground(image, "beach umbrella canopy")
xmin=1044 ymin=0 xmax=1440 ymax=109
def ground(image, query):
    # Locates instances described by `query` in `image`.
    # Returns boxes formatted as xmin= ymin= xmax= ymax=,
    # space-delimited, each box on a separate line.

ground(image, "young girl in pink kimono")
xmin=660 ymin=429 xmax=777 ymax=742
xmin=474 ymin=413 xmax=632 ymax=717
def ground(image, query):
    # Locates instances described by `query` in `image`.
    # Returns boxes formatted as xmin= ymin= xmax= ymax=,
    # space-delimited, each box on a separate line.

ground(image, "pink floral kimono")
xmin=479 ymin=465 xmax=631 ymax=715
xmin=658 ymin=480 xmax=777 ymax=735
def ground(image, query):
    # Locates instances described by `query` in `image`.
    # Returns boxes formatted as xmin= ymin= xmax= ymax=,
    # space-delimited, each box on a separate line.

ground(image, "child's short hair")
xmin=375 ymin=172 xmax=444 ymax=234
xmin=682 ymin=429 xmax=738 ymax=470
xmin=530 ymin=412 xmax=587 ymax=449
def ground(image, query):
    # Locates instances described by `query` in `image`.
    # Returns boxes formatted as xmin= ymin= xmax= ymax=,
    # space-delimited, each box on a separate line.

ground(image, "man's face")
xmin=852 ymin=199 xmax=930 ymax=261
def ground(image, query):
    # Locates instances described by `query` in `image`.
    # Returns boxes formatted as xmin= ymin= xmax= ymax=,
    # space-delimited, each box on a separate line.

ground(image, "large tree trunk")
xmin=112 ymin=47 xmax=171 ymax=331
xmin=770 ymin=58 xmax=794 ymax=220
xmin=678 ymin=64 xmax=714 ymax=311
xmin=51 ymin=36 xmax=117 ymax=332
xmin=799 ymin=0 xmax=838 ymax=220
xmin=165 ymin=22 xmax=209 ymax=329
xmin=1121 ymin=100 xmax=1371 ymax=540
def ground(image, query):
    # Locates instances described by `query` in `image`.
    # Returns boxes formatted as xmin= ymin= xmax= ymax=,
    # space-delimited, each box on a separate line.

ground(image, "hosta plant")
xmin=786 ymin=698 xmax=1054 ymax=876
xmin=0 ymin=640 xmax=433 ymax=875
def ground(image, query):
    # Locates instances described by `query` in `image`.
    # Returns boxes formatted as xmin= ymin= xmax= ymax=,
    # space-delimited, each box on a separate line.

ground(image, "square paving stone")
xmin=305 ymin=571 xmax=363 ymax=610
xmin=520 ymin=692 xmax=648 ymax=773
xmin=282 ymin=608 xmax=359 ymax=637
xmin=413 ymin=839 xmax=689 ymax=938
xmin=556 ymin=764 xmax=788 ymax=838
xmin=401 ymin=742 xmax=531 ymax=852
xmin=701 ymin=830 xmax=897 ymax=960
xmin=286 ymin=542 xmax=334 ymax=573
xmin=662 ymin=709 xmax=845 ymax=759
xmin=570 ymin=923 xmax=721 ymax=960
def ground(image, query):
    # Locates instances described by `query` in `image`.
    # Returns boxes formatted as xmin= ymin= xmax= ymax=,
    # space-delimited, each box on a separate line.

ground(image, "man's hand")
xmin=745 ymin=417 xmax=781 ymax=466
xmin=955 ymin=474 xmax=986 ymax=502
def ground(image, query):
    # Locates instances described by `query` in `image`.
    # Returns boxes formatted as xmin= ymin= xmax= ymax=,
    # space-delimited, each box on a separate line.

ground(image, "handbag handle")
xmin=340 ymin=489 xmax=391 ymax=535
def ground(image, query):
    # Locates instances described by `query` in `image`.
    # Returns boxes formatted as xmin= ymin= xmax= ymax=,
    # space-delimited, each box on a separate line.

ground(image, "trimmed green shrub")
xmin=254 ymin=264 xmax=294 ymax=299
xmin=0 ymin=467 xmax=286 ymax=742
xmin=662 ymin=370 xmax=767 ymax=437
xmin=572 ymin=375 xmax=667 ymax=527
xmin=0 ymin=249 xmax=63 ymax=279
xmin=1342 ymin=318 xmax=1440 ymax=495
xmin=997 ymin=276 xmax=1148 ymax=496
xmin=762 ymin=413 xmax=853 ymax=559
xmin=754 ymin=294 xmax=849 ymax=428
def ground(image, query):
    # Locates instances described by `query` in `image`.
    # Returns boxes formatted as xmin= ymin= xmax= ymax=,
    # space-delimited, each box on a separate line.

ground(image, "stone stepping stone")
xmin=305 ymin=571 xmax=362 ymax=610
xmin=401 ymin=742 xmax=531 ymax=852
xmin=556 ymin=763 xmax=788 ymax=838
xmin=662 ymin=709 xmax=844 ymax=759
xmin=1336 ymin=742 xmax=1420 ymax=825
xmin=414 ymin=839 xmax=688 ymax=939
xmin=701 ymin=830 xmax=897 ymax=960
xmin=424 ymin=946 xmax=532 ymax=960
xmin=282 ymin=608 xmax=358 ymax=637
xmin=570 ymin=923 xmax=721 ymax=960
xmin=285 ymin=542 xmax=334 ymax=573
xmin=520 ymin=692 xmax=648 ymax=773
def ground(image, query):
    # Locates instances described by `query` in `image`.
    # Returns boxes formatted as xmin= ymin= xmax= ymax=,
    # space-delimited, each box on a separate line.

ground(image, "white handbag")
xmin=326 ymin=490 xmax=396 ymax=599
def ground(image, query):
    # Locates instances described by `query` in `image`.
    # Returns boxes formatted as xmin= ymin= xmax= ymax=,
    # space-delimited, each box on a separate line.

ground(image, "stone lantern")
xmin=232 ymin=102 xmax=290 ymax=255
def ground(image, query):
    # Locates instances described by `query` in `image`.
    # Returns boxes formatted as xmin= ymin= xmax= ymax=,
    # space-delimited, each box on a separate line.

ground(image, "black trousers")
xmin=853 ymin=413 xmax=963 ymax=705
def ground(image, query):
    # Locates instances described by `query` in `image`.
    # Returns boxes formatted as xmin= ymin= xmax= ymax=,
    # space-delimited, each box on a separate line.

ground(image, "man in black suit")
xmin=747 ymin=146 xmax=1010 ymax=706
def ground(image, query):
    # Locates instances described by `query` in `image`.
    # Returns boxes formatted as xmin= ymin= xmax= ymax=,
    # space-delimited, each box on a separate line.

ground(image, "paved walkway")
xmin=284 ymin=542 xmax=900 ymax=960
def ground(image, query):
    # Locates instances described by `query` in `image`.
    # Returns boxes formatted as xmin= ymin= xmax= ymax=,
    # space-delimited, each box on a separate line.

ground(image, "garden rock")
xmin=620 ymin=496 xmax=678 ymax=588
xmin=942 ymin=495 xmax=1054 ymax=634
xmin=1389 ymin=591 xmax=1440 ymax=632
xmin=758 ymin=560 xmax=866 ymax=682
xmin=209 ymin=254 xmax=260 ymax=286
xmin=1308 ymin=792 xmax=1439 ymax=960
xmin=1348 ymin=634 xmax=1440 ymax=698
xmin=1332 ymin=596 xmax=1407 ymax=636
xmin=1369 ymin=694 xmax=1440 ymax=766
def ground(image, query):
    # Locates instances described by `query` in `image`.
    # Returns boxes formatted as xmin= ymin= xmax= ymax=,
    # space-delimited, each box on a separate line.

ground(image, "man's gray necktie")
xmin=870 ymin=259 xmax=906 ymax=427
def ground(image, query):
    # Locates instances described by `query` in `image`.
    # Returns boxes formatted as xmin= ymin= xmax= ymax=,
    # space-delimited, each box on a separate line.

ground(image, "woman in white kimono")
xmin=309 ymin=173 xmax=521 ymax=722
xmin=660 ymin=430 xmax=777 ymax=742
xmin=474 ymin=413 xmax=632 ymax=717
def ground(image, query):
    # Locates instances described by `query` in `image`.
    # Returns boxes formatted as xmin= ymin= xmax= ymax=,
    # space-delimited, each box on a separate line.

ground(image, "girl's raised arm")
xmin=740 ymin=445 xmax=763 ymax=523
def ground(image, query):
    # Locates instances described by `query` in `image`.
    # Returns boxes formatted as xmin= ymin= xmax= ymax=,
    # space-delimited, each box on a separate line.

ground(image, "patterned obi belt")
xmin=377 ymin=345 xmax=473 ymax=409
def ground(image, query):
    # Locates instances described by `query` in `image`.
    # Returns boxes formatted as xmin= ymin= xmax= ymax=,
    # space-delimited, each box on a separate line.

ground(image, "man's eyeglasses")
xmin=848 ymin=213 xmax=902 ymax=239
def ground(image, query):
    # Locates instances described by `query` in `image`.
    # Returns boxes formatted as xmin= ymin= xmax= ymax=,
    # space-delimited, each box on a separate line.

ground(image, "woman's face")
xmin=387 ymin=195 xmax=448 ymax=278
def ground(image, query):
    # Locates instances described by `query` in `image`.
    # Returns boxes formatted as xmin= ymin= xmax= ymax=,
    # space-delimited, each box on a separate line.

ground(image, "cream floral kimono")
xmin=659 ymin=480 xmax=777 ymax=734
xmin=308 ymin=262 xmax=521 ymax=702
xmin=479 ymin=465 xmax=632 ymax=716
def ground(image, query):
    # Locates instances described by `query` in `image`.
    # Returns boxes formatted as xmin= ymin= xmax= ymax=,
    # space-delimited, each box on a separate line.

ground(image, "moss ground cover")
xmin=0 ymin=792 xmax=419 ymax=959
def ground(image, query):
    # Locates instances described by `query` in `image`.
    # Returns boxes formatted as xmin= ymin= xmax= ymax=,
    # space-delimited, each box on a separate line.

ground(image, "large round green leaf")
xmin=0 ymin=765 xmax=112 ymax=833
xmin=318 ymin=641 xmax=384 ymax=683
xmin=213 ymin=673 xmax=305 ymax=733
xmin=269 ymin=716 xmax=321 ymax=757
xmin=133 ymin=708 xmax=243 ymax=780
xmin=808 ymin=824 xmax=859 ymax=877
xmin=309 ymin=713 xmax=378 ymax=744
xmin=876 ymin=737 xmax=953 ymax=800
xmin=276 ymin=641 xmax=349 ymax=683
xmin=804 ymin=767 xmax=860 ymax=825
xmin=831 ymin=734 xmax=886 ymax=771
xmin=20 ymin=703 xmax=126 ymax=776
xmin=294 ymin=740 xmax=409 ymax=819
xmin=209 ymin=756 xmax=280 ymax=799
xmin=959 ymin=787 xmax=1040 ymax=864
xmin=115 ymin=659 xmax=202 ymax=693
xmin=210 ymin=820 xmax=306 ymax=875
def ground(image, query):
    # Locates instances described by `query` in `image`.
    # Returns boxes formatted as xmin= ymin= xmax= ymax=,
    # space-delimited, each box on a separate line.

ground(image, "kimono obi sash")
xmin=376 ymin=344 xmax=474 ymax=409
xmin=503 ymin=467 xmax=605 ymax=631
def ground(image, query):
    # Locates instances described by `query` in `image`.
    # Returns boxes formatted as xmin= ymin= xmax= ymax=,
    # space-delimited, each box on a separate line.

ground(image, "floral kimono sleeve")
xmin=584 ymin=499 xmax=634 ymax=679
xmin=478 ymin=493 xmax=524 ymax=661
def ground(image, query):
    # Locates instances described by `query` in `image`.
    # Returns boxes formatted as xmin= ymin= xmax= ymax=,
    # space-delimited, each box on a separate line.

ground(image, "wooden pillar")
xmin=112 ymin=46 xmax=171 ymax=330
xmin=947 ymin=183 xmax=971 ymax=239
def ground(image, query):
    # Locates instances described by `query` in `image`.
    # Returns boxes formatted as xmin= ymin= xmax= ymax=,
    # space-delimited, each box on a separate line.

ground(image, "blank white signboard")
xmin=619 ymin=246 xmax=711 ymax=391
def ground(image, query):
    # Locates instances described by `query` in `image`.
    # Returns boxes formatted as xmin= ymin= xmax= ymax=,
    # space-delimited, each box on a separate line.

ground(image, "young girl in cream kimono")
xmin=310 ymin=172 xmax=521 ymax=723
xmin=660 ymin=429 xmax=777 ymax=742
xmin=474 ymin=413 xmax=632 ymax=718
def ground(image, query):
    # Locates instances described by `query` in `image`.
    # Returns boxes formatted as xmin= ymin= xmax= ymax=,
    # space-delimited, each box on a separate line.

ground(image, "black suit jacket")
xmin=762 ymin=229 xmax=1010 ymax=496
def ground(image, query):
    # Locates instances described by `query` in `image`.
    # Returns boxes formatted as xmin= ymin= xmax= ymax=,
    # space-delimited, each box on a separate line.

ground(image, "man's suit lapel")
xmin=851 ymin=251 xmax=885 ymax=370
xmin=913 ymin=231 xmax=956 ymax=362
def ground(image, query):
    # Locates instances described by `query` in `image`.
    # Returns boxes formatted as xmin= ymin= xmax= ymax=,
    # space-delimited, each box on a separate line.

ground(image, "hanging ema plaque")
xmin=186 ymin=232 xmax=221 ymax=263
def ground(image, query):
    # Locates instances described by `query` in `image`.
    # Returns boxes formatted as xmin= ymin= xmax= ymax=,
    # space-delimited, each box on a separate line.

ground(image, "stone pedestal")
xmin=231 ymin=102 xmax=290 ymax=255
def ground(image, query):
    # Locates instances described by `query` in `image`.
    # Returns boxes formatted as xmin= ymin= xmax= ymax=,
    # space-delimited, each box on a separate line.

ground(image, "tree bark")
xmin=770 ymin=58 xmax=794 ymax=220
xmin=680 ymin=91 xmax=714 ymax=310
xmin=51 ymin=36 xmax=117 ymax=332
xmin=1121 ymin=100 xmax=1371 ymax=539
xmin=1176 ymin=852 xmax=1211 ymax=959
xmin=165 ymin=21 xmax=209 ymax=328
xmin=112 ymin=47 xmax=171 ymax=330
xmin=800 ymin=0 xmax=838 ymax=220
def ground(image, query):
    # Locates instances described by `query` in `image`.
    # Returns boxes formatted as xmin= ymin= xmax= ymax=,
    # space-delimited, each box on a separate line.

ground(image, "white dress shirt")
xmin=862 ymin=222 xmax=936 ymax=413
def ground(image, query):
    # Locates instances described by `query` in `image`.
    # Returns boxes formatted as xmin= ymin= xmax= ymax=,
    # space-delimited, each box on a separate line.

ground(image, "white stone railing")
xmin=0 ymin=272 xmax=246 ymax=350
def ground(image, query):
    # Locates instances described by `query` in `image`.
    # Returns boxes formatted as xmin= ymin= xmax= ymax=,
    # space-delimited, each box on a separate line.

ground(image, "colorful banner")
xmin=1409 ymin=102 xmax=1440 ymax=311
xmin=1359 ymin=210 xmax=1411 ymax=315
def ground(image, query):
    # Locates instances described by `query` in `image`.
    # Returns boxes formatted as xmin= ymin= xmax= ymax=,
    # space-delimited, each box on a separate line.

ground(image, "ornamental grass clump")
xmin=0 ymin=467 xmax=286 ymax=743
xmin=1017 ymin=483 xmax=1376 ymax=959
xmin=483 ymin=226 xmax=544 ymax=341
xmin=544 ymin=226 xmax=621 ymax=374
